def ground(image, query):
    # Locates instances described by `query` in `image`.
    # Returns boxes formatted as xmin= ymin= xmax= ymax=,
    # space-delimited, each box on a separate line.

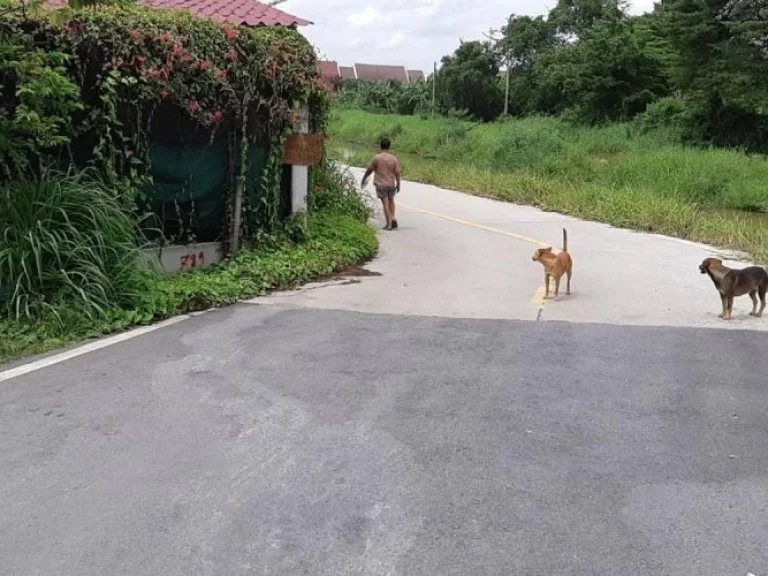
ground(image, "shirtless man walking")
xmin=361 ymin=137 xmax=402 ymax=230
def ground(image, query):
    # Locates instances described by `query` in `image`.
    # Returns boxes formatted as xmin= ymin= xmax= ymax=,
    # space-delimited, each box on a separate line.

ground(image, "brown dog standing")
xmin=532 ymin=228 xmax=572 ymax=300
xmin=699 ymin=257 xmax=768 ymax=320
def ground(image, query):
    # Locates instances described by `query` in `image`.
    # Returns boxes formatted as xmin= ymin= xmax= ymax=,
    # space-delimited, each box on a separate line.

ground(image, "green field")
xmin=329 ymin=109 xmax=768 ymax=263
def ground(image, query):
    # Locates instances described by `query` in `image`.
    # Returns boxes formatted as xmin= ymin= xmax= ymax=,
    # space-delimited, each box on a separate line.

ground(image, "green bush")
xmin=309 ymin=158 xmax=372 ymax=222
xmin=0 ymin=170 xmax=146 ymax=319
xmin=335 ymin=80 xmax=432 ymax=116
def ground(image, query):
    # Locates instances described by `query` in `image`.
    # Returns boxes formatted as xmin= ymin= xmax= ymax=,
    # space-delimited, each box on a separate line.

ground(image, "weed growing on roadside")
xmin=0 ymin=170 xmax=146 ymax=319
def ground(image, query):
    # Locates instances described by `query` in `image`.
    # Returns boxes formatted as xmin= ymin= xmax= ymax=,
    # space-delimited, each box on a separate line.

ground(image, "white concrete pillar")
xmin=291 ymin=165 xmax=308 ymax=212
xmin=291 ymin=108 xmax=309 ymax=213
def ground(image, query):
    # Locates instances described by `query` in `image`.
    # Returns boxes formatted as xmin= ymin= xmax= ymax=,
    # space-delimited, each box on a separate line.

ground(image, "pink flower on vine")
xmin=136 ymin=56 xmax=145 ymax=65
xmin=225 ymin=28 xmax=239 ymax=42
xmin=130 ymin=29 xmax=141 ymax=39
xmin=226 ymin=48 xmax=238 ymax=62
xmin=213 ymin=110 xmax=223 ymax=122
xmin=214 ymin=68 xmax=227 ymax=81
xmin=196 ymin=60 xmax=212 ymax=71
xmin=159 ymin=33 xmax=172 ymax=43
xmin=160 ymin=90 xmax=170 ymax=101
xmin=188 ymin=101 xmax=201 ymax=114
xmin=172 ymin=45 xmax=186 ymax=57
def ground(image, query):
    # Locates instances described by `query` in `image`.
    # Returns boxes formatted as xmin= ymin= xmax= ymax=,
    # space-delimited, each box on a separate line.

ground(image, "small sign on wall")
xmin=282 ymin=133 xmax=324 ymax=166
xmin=144 ymin=242 xmax=224 ymax=274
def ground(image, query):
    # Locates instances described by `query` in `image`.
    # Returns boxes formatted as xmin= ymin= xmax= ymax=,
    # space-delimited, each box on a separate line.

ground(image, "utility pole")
xmin=431 ymin=62 xmax=437 ymax=116
xmin=503 ymin=62 xmax=510 ymax=117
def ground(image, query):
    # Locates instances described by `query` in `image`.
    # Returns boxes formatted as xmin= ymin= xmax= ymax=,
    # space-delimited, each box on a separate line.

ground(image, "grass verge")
xmin=330 ymin=109 xmax=768 ymax=264
xmin=0 ymin=210 xmax=377 ymax=365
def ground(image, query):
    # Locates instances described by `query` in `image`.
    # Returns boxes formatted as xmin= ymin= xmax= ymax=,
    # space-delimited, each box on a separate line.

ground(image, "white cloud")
xmin=346 ymin=5 xmax=382 ymax=27
xmin=283 ymin=0 xmax=657 ymax=72
xmin=385 ymin=32 xmax=405 ymax=48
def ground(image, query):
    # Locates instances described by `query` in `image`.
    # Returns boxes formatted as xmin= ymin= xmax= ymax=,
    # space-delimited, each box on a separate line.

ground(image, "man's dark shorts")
xmin=376 ymin=186 xmax=397 ymax=200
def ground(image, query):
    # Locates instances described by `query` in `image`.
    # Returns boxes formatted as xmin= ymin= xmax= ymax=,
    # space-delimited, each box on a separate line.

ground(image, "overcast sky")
xmin=281 ymin=0 xmax=656 ymax=72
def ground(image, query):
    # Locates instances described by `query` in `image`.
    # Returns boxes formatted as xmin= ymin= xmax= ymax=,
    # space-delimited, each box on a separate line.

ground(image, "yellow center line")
xmin=531 ymin=286 xmax=547 ymax=306
xmin=397 ymin=201 xmax=550 ymax=312
xmin=398 ymin=201 xmax=549 ymax=247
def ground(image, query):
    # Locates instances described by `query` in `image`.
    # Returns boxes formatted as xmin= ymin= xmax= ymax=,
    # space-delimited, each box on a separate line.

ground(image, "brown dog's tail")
xmin=562 ymin=228 xmax=568 ymax=252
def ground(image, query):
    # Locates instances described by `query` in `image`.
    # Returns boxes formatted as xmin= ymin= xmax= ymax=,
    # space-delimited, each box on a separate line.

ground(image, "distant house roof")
xmin=407 ymin=70 xmax=425 ymax=82
xmin=318 ymin=61 xmax=339 ymax=80
xmin=339 ymin=66 xmax=356 ymax=80
xmin=354 ymin=63 xmax=409 ymax=84
xmin=46 ymin=0 xmax=312 ymax=27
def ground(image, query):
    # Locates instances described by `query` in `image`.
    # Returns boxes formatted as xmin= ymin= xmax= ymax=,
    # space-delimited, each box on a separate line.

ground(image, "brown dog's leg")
xmin=750 ymin=291 xmax=758 ymax=316
xmin=759 ymin=285 xmax=767 ymax=318
xmin=554 ymin=274 xmax=561 ymax=298
xmin=566 ymin=269 xmax=572 ymax=296
xmin=544 ymin=273 xmax=550 ymax=300
xmin=719 ymin=295 xmax=728 ymax=319
xmin=727 ymin=296 xmax=734 ymax=320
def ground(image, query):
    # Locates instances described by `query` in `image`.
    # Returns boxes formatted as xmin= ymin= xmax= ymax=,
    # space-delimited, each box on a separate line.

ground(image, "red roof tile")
xmin=339 ymin=66 xmax=356 ymax=80
xmin=354 ymin=64 xmax=409 ymax=84
xmin=318 ymin=61 xmax=339 ymax=80
xmin=45 ymin=0 xmax=311 ymax=27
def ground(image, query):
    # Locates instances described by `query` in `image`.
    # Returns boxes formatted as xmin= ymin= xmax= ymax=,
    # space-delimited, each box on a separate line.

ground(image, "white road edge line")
xmin=0 ymin=315 xmax=191 ymax=383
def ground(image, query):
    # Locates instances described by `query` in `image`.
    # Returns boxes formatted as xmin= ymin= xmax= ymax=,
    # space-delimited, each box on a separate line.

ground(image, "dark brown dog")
xmin=532 ymin=228 xmax=572 ymax=300
xmin=699 ymin=257 xmax=768 ymax=320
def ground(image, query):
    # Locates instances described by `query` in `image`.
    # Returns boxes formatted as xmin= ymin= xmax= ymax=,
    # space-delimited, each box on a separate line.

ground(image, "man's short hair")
xmin=380 ymin=137 xmax=391 ymax=150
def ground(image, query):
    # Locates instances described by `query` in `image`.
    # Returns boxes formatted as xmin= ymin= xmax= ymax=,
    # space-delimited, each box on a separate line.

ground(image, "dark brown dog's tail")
xmin=562 ymin=228 xmax=568 ymax=252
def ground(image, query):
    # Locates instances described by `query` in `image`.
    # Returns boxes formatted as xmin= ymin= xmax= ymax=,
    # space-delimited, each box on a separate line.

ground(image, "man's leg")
xmin=388 ymin=194 xmax=397 ymax=229
xmin=380 ymin=196 xmax=392 ymax=229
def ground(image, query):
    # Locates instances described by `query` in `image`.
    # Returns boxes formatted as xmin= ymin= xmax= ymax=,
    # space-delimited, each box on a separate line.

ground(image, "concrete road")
xmin=2 ymin=173 xmax=768 ymax=575
xmin=262 ymin=168 xmax=766 ymax=330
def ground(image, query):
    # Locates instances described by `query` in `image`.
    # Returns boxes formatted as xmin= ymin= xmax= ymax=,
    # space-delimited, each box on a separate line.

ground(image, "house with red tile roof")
xmin=339 ymin=66 xmax=356 ymax=81
xmin=354 ymin=63 xmax=409 ymax=84
xmin=407 ymin=70 xmax=426 ymax=82
xmin=318 ymin=61 xmax=340 ymax=82
xmin=46 ymin=0 xmax=311 ymax=27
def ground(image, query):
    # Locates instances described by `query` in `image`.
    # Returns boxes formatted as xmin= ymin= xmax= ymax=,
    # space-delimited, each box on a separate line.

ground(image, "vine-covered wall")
xmin=0 ymin=3 xmax=330 ymax=249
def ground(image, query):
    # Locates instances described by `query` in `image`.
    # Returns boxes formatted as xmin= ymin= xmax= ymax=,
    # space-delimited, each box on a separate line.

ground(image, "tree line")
xmin=336 ymin=0 xmax=768 ymax=152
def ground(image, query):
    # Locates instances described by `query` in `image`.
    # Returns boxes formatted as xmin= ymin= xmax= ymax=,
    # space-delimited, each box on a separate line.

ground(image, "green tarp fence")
xmin=147 ymin=138 xmax=291 ymax=243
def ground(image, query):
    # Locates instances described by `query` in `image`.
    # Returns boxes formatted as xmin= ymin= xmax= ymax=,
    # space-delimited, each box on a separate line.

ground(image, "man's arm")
xmin=395 ymin=159 xmax=402 ymax=192
xmin=361 ymin=158 xmax=375 ymax=188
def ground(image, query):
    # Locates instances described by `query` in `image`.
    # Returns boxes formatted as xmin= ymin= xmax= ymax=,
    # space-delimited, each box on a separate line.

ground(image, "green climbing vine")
xmin=0 ymin=1 xmax=330 ymax=241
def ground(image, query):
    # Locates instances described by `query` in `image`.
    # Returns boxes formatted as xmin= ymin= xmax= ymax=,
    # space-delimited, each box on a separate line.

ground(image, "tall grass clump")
xmin=0 ymin=171 xmax=146 ymax=319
